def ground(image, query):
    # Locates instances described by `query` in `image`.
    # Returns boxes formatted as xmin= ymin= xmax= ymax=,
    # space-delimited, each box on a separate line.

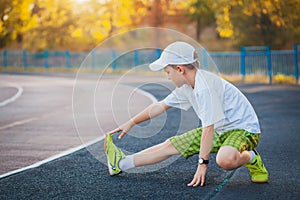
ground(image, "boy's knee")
xmin=216 ymin=148 xmax=238 ymax=170
xmin=216 ymin=156 xmax=236 ymax=170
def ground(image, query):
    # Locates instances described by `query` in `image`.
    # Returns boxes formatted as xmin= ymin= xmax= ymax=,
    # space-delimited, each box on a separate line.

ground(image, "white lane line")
xmin=0 ymin=85 xmax=156 ymax=179
xmin=0 ymin=117 xmax=38 ymax=131
xmin=0 ymin=85 xmax=23 ymax=107
xmin=121 ymin=84 xmax=158 ymax=103
xmin=133 ymin=86 xmax=158 ymax=103
xmin=0 ymin=135 xmax=105 ymax=179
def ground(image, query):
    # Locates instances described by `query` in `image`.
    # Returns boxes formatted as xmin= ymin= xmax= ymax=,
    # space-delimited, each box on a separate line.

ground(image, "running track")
xmin=0 ymin=73 xmax=300 ymax=199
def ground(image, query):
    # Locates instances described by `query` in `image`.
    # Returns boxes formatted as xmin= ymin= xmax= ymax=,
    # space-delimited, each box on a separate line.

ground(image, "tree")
xmin=1 ymin=0 xmax=299 ymax=51
xmin=73 ymin=0 xmax=148 ymax=47
xmin=213 ymin=0 xmax=300 ymax=48
xmin=0 ymin=0 xmax=38 ymax=48
xmin=0 ymin=0 xmax=13 ymax=47
xmin=186 ymin=0 xmax=215 ymax=40
xmin=22 ymin=0 xmax=77 ymax=51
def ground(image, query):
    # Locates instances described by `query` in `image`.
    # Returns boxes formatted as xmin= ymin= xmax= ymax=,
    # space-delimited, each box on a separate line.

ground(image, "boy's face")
xmin=164 ymin=65 xmax=187 ymax=87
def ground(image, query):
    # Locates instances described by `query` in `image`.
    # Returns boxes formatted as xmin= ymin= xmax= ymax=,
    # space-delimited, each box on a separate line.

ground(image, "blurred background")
xmin=1 ymin=0 xmax=300 ymax=52
xmin=1 ymin=0 xmax=300 ymax=84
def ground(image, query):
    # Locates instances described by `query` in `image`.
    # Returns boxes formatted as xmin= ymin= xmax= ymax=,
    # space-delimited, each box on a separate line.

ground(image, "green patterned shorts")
xmin=169 ymin=128 xmax=260 ymax=158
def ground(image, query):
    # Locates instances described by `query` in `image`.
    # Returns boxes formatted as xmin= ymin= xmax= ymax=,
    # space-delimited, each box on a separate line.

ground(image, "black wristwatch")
xmin=198 ymin=158 xmax=209 ymax=165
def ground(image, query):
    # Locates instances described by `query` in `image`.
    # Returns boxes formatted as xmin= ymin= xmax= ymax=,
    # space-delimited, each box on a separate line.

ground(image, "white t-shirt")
xmin=163 ymin=70 xmax=261 ymax=135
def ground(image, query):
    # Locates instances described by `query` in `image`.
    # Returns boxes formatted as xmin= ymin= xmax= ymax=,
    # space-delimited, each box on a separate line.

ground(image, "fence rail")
xmin=1 ymin=45 xmax=299 ymax=84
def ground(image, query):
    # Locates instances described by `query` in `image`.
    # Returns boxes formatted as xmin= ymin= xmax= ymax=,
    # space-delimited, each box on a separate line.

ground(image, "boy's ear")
xmin=176 ymin=65 xmax=185 ymax=74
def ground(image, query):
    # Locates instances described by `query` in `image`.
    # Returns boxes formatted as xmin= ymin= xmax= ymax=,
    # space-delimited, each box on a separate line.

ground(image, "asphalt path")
xmin=1 ymin=73 xmax=300 ymax=199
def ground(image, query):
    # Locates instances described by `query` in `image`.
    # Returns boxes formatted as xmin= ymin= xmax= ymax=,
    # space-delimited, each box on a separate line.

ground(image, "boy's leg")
xmin=216 ymin=130 xmax=259 ymax=169
xmin=106 ymin=127 xmax=218 ymax=174
xmin=215 ymin=130 xmax=268 ymax=183
xmin=134 ymin=139 xmax=180 ymax=167
xmin=107 ymin=128 xmax=208 ymax=174
xmin=133 ymin=127 xmax=219 ymax=166
xmin=216 ymin=146 xmax=252 ymax=170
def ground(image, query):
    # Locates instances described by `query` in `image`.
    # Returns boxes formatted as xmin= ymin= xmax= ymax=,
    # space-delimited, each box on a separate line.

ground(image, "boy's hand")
xmin=187 ymin=164 xmax=208 ymax=187
xmin=107 ymin=120 xmax=134 ymax=139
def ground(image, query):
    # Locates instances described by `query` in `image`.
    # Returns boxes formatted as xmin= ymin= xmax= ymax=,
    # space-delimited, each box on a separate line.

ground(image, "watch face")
xmin=199 ymin=158 xmax=208 ymax=164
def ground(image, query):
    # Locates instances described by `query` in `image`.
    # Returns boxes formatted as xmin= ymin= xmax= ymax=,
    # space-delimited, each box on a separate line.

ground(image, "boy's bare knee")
xmin=216 ymin=156 xmax=237 ymax=170
xmin=216 ymin=147 xmax=238 ymax=170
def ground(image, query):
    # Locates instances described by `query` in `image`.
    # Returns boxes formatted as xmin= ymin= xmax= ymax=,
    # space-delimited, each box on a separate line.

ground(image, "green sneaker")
xmin=246 ymin=149 xmax=269 ymax=183
xmin=104 ymin=134 xmax=125 ymax=176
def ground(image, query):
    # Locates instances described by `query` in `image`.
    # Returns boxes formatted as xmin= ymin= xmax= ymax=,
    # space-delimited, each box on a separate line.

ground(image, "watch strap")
xmin=198 ymin=158 xmax=209 ymax=164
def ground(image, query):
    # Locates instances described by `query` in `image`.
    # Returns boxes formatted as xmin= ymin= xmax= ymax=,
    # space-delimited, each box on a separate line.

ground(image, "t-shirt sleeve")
xmin=163 ymin=86 xmax=191 ymax=111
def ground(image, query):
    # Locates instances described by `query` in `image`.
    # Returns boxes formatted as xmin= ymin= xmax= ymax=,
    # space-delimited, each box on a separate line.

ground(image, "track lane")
xmin=0 ymin=74 xmax=155 ymax=175
xmin=1 ymin=74 xmax=299 ymax=199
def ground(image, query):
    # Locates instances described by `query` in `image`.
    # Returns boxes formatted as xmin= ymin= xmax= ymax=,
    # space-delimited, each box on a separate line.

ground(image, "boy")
xmin=104 ymin=41 xmax=268 ymax=187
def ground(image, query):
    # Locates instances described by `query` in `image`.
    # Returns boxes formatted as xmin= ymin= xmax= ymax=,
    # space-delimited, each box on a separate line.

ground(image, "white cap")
xmin=149 ymin=41 xmax=197 ymax=71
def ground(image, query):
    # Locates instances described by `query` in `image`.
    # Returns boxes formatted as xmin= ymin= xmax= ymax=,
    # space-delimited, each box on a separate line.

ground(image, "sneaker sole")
xmin=106 ymin=153 xmax=122 ymax=176
xmin=252 ymin=179 xmax=268 ymax=183
xmin=249 ymin=149 xmax=268 ymax=184
xmin=104 ymin=134 xmax=122 ymax=176
xmin=103 ymin=134 xmax=109 ymax=152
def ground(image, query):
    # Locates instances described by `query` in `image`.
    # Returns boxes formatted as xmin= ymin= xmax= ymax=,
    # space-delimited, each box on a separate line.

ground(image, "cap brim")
xmin=149 ymin=58 xmax=168 ymax=71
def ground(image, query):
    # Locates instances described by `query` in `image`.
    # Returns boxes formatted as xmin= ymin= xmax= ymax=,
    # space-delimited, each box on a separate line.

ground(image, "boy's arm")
xmin=188 ymin=124 xmax=214 ymax=187
xmin=108 ymin=101 xmax=170 ymax=139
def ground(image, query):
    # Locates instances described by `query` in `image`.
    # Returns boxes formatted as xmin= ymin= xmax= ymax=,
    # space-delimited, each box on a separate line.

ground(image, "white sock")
xmin=248 ymin=150 xmax=256 ymax=163
xmin=119 ymin=155 xmax=135 ymax=171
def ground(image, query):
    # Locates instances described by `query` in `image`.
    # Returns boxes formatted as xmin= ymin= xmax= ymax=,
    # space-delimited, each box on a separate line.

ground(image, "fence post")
xmin=44 ymin=50 xmax=49 ymax=69
xmin=156 ymin=48 xmax=162 ymax=59
xmin=65 ymin=50 xmax=71 ymax=68
xmin=91 ymin=49 xmax=95 ymax=69
xmin=3 ymin=50 xmax=7 ymax=67
xmin=294 ymin=44 xmax=299 ymax=84
xmin=134 ymin=49 xmax=139 ymax=67
xmin=266 ymin=46 xmax=272 ymax=85
xmin=240 ymin=47 xmax=246 ymax=82
xmin=22 ymin=50 xmax=28 ymax=68
xmin=111 ymin=49 xmax=117 ymax=70
xmin=203 ymin=48 xmax=208 ymax=69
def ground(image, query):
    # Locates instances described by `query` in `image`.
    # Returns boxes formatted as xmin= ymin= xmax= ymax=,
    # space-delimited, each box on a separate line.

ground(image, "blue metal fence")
xmin=209 ymin=51 xmax=240 ymax=75
xmin=294 ymin=44 xmax=299 ymax=83
xmin=1 ymin=46 xmax=299 ymax=84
